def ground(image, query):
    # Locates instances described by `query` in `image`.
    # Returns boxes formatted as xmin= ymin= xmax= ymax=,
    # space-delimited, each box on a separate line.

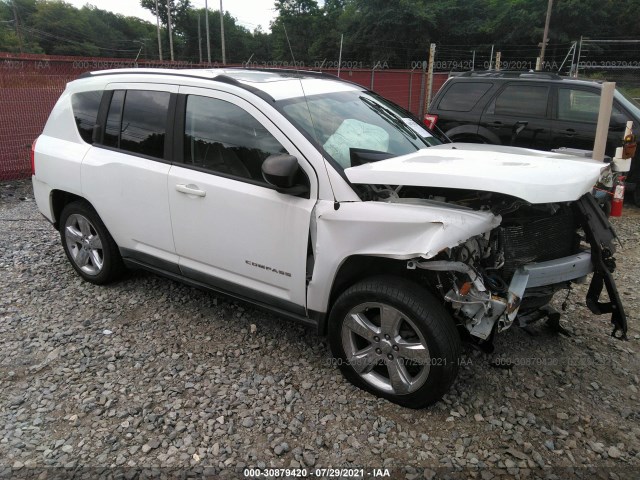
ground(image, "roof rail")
xmin=242 ymin=67 xmax=365 ymax=89
xmin=456 ymin=70 xmax=563 ymax=80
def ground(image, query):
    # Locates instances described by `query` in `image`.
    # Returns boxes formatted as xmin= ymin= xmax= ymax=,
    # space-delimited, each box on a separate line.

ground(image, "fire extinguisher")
xmin=610 ymin=175 xmax=625 ymax=217
xmin=609 ymin=124 xmax=636 ymax=217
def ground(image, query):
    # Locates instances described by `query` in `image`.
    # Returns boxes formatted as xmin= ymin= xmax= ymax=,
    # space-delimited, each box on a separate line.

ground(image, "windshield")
xmin=279 ymin=90 xmax=441 ymax=170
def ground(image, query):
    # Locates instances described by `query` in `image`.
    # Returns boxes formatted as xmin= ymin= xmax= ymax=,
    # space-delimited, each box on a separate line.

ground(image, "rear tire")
xmin=59 ymin=201 xmax=124 ymax=285
xmin=328 ymin=276 xmax=461 ymax=408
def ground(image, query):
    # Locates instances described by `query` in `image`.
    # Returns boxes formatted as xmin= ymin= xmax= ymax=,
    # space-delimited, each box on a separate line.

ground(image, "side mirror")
xmin=262 ymin=154 xmax=308 ymax=195
xmin=610 ymin=113 xmax=627 ymax=130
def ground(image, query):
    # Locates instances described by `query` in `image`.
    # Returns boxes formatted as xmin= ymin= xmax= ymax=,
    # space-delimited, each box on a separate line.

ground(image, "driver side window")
xmin=183 ymin=95 xmax=288 ymax=182
xmin=557 ymin=88 xmax=624 ymax=124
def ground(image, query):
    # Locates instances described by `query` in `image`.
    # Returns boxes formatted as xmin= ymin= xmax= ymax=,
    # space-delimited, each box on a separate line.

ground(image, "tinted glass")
xmin=120 ymin=90 xmax=170 ymax=158
xmin=71 ymin=91 xmax=101 ymax=143
xmin=493 ymin=85 xmax=549 ymax=117
xmin=184 ymin=95 xmax=287 ymax=181
xmin=558 ymin=88 xmax=624 ymax=123
xmin=614 ymin=89 xmax=640 ymax=119
xmin=438 ymin=82 xmax=492 ymax=112
xmin=103 ymin=90 xmax=124 ymax=149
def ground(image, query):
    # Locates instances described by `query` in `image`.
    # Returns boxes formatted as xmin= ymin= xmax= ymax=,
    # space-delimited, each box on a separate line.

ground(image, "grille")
xmin=499 ymin=208 xmax=578 ymax=279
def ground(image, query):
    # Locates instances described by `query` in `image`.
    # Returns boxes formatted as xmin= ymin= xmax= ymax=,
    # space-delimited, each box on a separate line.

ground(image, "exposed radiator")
xmin=499 ymin=208 xmax=579 ymax=280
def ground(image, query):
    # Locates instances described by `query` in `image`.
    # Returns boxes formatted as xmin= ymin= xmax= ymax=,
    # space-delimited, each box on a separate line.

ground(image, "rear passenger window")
xmin=438 ymin=82 xmax=492 ymax=112
xmin=101 ymin=90 xmax=171 ymax=159
xmin=183 ymin=95 xmax=287 ymax=182
xmin=71 ymin=91 xmax=102 ymax=143
xmin=490 ymin=85 xmax=549 ymax=117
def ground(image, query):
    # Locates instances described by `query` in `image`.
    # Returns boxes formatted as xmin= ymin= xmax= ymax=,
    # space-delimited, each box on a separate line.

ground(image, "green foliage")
xmin=1 ymin=0 xmax=640 ymax=65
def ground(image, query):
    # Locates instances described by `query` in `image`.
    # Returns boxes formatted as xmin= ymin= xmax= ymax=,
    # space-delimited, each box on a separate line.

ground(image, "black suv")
xmin=426 ymin=71 xmax=640 ymax=206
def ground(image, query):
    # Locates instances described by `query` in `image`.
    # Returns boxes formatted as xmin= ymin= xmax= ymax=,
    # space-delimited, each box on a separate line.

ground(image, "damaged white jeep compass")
xmin=32 ymin=68 xmax=627 ymax=408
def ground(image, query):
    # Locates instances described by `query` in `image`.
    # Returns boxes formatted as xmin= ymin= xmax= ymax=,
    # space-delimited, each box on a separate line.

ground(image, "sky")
xmin=65 ymin=0 xmax=278 ymax=32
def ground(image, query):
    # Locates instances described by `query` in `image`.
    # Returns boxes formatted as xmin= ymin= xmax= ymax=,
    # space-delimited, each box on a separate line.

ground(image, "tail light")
xmin=30 ymin=139 xmax=37 ymax=176
xmin=424 ymin=113 xmax=438 ymax=130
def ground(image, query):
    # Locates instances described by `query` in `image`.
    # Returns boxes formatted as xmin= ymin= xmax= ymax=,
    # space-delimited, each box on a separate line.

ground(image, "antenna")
xmin=282 ymin=23 xmax=339 ymax=209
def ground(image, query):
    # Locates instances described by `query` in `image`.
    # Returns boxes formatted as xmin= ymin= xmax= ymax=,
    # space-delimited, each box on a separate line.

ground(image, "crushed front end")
xmin=399 ymin=190 xmax=627 ymax=347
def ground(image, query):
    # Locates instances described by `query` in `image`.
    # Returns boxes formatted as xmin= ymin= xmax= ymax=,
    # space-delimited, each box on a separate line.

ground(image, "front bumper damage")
xmin=574 ymin=193 xmax=628 ymax=339
xmin=411 ymin=193 xmax=627 ymax=341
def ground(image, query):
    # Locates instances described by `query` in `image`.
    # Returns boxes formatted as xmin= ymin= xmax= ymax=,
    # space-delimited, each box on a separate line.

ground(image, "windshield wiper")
xmin=359 ymin=96 xmax=419 ymax=140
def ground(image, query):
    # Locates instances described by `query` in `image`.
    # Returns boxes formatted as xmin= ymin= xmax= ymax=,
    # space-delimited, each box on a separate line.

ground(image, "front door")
xmin=550 ymin=86 xmax=627 ymax=156
xmin=168 ymin=87 xmax=317 ymax=312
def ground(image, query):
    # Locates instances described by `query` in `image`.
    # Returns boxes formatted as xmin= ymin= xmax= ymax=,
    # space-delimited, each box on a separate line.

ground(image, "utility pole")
xmin=539 ymin=0 xmax=553 ymax=67
xmin=337 ymin=34 xmax=343 ymax=77
xmin=11 ymin=1 xmax=23 ymax=53
xmin=154 ymin=0 xmax=163 ymax=61
xmin=205 ymin=0 xmax=211 ymax=63
xmin=197 ymin=13 xmax=203 ymax=64
xmin=166 ymin=0 xmax=174 ymax=61
xmin=220 ymin=0 xmax=226 ymax=65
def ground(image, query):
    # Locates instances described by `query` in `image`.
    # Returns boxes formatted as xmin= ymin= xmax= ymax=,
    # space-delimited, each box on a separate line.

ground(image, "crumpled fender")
xmin=305 ymin=199 xmax=501 ymax=313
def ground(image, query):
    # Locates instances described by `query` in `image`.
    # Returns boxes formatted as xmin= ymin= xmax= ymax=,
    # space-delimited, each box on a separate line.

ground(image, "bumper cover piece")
xmin=574 ymin=193 xmax=627 ymax=339
xmin=507 ymin=251 xmax=593 ymax=324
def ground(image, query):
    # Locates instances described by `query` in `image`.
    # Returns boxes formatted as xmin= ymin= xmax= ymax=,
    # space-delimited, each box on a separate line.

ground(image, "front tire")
xmin=59 ymin=201 xmax=124 ymax=285
xmin=328 ymin=276 xmax=461 ymax=408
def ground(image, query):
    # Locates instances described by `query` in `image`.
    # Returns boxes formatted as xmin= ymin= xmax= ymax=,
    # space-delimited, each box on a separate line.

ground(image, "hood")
xmin=344 ymin=143 xmax=607 ymax=204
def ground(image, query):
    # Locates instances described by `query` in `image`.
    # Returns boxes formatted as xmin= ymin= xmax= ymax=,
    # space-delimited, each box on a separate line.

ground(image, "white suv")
xmin=32 ymin=68 xmax=627 ymax=408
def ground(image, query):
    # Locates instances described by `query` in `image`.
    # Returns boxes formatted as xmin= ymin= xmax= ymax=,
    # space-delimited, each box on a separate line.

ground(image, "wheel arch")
xmin=50 ymin=190 xmax=85 ymax=229
xmin=318 ymin=255 xmax=434 ymax=335
xmin=446 ymin=125 xmax=501 ymax=145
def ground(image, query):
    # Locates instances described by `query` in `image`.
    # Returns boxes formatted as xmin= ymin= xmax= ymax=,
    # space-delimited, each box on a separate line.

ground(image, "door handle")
xmin=176 ymin=184 xmax=206 ymax=197
xmin=488 ymin=121 xmax=503 ymax=127
xmin=562 ymin=129 xmax=577 ymax=137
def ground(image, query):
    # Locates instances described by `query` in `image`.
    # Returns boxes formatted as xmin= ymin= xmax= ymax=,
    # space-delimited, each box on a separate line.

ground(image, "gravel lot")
xmin=1 ymin=179 xmax=639 ymax=479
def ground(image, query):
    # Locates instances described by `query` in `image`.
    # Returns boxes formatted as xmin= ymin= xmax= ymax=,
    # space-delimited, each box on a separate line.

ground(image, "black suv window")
xmin=558 ymin=88 xmax=623 ymax=123
xmin=71 ymin=91 xmax=102 ymax=144
xmin=183 ymin=95 xmax=287 ymax=181
xmin=489 ymin=84 xmax=549 ymax=117
xmin=102 ymin=90 xmax=171 ymax=159
xmin=438 ymin=82 xmax=492 ymax=112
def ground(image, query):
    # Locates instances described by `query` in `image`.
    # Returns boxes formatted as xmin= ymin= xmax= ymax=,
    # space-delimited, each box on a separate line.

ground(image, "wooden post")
xmin=593 ymin=82 xmax=615 ymax=161
xmin=425 ymin=43 xmax=436 ymax=114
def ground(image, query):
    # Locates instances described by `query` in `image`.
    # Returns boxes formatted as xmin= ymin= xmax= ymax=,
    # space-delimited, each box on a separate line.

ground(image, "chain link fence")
xmin=0 ymin=53 xmax=450 ymax=180
xmin=3 ymin=41 xmax=638 ymax=181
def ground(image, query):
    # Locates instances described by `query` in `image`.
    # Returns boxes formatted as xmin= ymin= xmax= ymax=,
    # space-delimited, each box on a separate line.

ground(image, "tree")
xmin=271 ymin=0 xmax=321 ymax=63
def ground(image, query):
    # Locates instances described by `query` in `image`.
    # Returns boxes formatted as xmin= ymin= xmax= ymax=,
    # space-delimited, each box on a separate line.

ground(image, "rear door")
xmin=479 ymin=82 xmax=551 ymax=149
xmin=82 ymin=84 xmax=179 ymax=269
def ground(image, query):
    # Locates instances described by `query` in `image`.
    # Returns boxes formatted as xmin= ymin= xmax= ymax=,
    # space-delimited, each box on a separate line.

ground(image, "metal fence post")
xmin=418 ymin=60 xmax=427 ymax=118
xmin=408 ymin=66 xmax=415 ymax=112
xmin=370 ymin=62 xmax=378 ymax=90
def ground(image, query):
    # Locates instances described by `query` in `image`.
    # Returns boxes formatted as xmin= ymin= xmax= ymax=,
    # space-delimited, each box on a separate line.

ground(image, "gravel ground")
xmin=1 ymin=179 xmax=639 ymax=480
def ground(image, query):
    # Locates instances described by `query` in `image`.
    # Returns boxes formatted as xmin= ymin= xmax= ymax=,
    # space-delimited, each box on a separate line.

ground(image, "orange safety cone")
xmin=610 ymin=178 xmax=625 ymax=217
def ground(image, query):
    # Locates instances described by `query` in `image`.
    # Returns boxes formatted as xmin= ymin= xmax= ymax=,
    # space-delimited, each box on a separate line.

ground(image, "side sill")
xmin=121 ymin=255 xmax=319 ymax=330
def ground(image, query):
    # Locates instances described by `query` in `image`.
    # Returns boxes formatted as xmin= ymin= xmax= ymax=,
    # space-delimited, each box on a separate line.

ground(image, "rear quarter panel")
xmin=33 ymin=90 xmax=90 ymax=220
